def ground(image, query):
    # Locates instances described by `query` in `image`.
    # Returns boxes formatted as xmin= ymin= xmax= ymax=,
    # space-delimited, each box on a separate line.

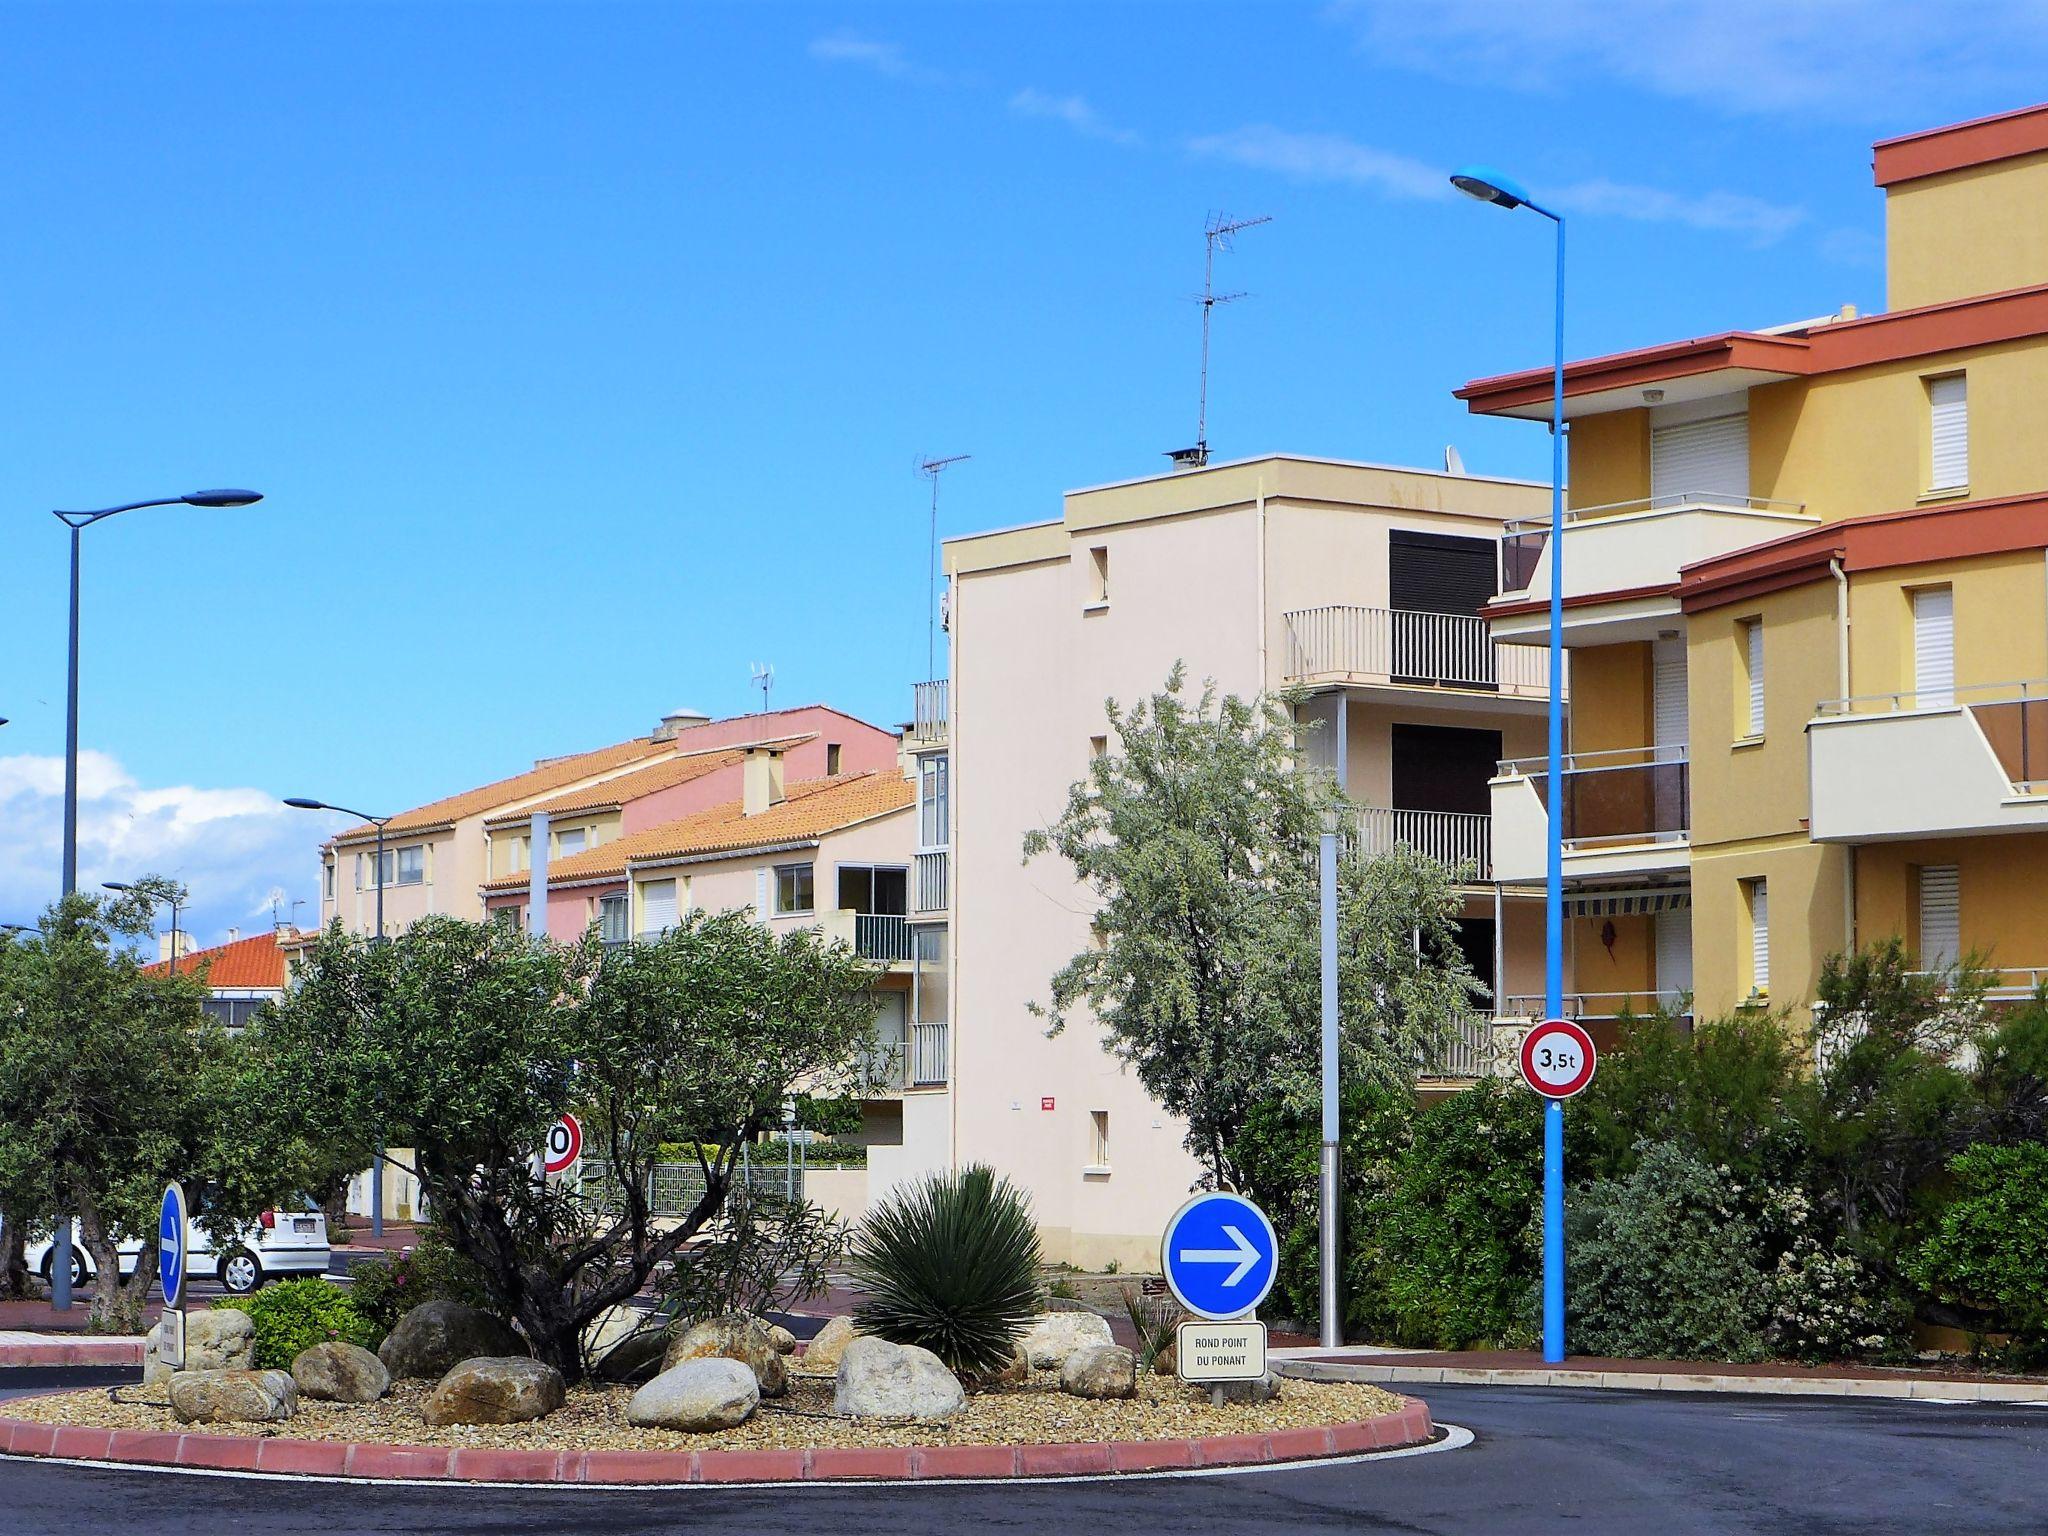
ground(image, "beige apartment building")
xmin=942 ymin=455 xmax=1554 ymax=1267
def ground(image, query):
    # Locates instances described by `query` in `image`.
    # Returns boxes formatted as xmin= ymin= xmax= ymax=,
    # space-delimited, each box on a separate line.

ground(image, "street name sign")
xmin=1160 ymin=1191 xmax=1279 ymax=1320
xmin=1176 ymin=1320 xmax=1268 ymax=1383
xmin=1520 ymin=1018 xmax=1598 ymax=1099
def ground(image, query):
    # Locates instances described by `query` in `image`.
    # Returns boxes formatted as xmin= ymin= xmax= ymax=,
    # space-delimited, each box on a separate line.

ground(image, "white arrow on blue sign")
xmin=158 ymin=1181 xmax=187 ymax=1309
xmin=1159 ymin=1191 xmax=1279 ymax=1320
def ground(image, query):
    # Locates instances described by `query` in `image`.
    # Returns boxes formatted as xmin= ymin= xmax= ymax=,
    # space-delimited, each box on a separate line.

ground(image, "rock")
xmin=1203 ymin=1368 xmax=1283 ymax=1405
xmin=961 ymin=1343 xmax=1030 ymax=1391
xmin=146 ymin=1308 xmax=256 ymax=1384
xmin=291 ymin=1341 xmax=389 ymax=1403
xmin=833 ymin=1336 xmax=965 ymax=1421
xmin=377 ymin=1300 xmax=523 ymax=1380
xmin=662 ymin=1314 xmax=787 ymax=1398
xmin=584 ymin=1304 xmax=666 ymax=1384
xmin=1152 ymin=1341 xmax=1178 ymax=1376
xmin=798 ymin=1314 xmax=860 ymax=1374
xmin=1060 ymin=1343 xmax=1138 ymax=1399
xmin=625 ymin=1357 xmax=760 ymax=1431
xmin=762 ymin=1321 xmax=798 ymax=1355
xmin=1020 ymin=1310 xmax=1114 ymax=1370
xmin=168 ymin=1368 xmax=297 ymax=1424
xmin=420 ymin=1356 xmax=565 ymax=1426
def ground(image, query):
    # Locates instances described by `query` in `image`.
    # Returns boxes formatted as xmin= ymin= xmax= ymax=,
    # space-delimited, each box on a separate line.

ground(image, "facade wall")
xmin=1564 ymin=643 xmax=1652 ymax=754
xmin=1845 ymin=550 xmax=2048 ymax=698
xmin=1885 ymin=149 xmax=2048 ymax=310
xmin=1854 ymin=833 xmax=2048 ymax=975
xmin=1566 ymin=411 xmax=1652 ymax=512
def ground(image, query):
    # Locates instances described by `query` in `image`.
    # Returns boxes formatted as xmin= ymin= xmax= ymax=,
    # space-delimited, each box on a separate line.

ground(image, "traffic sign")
xmin=1176 ymin=1319 xmax=1268 ymax=1383
xmin=1520 ymin=1018 xmax=1598 ymax=1099
xmin=158 ymin=1181 xmax=188 ymax=1309
xmin=544 ymin=1114 xmax=583 ymax=1175
xmin=1160 ymin=1191 xmax=1279 ymax=1320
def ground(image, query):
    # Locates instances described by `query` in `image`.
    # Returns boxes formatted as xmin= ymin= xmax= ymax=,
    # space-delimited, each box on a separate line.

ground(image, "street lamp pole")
xmin=284 ymin=798 xmax=392 ymax=1236
xmin=1451 ymin=166 xmax=1570 ymax=1364
xmin=49 ymin=489 xmax=262 ymax=1310
xmin=1317 ymin=809 xmax=1342 ymax=1349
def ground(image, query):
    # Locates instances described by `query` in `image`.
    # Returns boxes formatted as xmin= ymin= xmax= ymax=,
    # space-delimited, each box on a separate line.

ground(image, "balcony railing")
xmin=1354 ymin=806 xmax=1491 ymax=879
xmin=1494 ymin=494 xmax=1816 ymax=611
xmin=1497 ymin=990 xmax=1693 ymax=1021
xmin=1506 ymin=745 xmax=1690 ymax=847
xmin=914 ymin=849 xmax=950 ymax=913
xmin=1816 ymin=679 xmax=2048 ymax=794
xmin=911 ymin=679 xmax=950 ymax=742
xmin=854 ymin=913 xmax=913 ymax=963
xmin=1419 ymin=1016 xmax=1503 ymax=1080
xmin=909 ymin=1020 xmax=948 ymax=1087
xmin=1284 ymin=605 xmax=1549 ymax=696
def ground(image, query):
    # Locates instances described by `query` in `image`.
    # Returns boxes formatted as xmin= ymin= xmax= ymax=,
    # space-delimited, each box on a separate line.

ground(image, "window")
xmin=395 ymin=845 xmax=425 ymax=886
xmin=353 ymin=853 xmax=365 ymax=891
xmin=361 ymin=849 xmax=396 ymax=888
xmin=495 ymin=905 xmax=523 ymax=932
xmin=1087 ymin=545 xmax=1110 ymax=605
xmin=1089 ymin=735 xmax=1108 ymax=760
xmin=837 ymin=864 xmax=907 ymax=915
xmin=774 ymin=862 xmax=815 ymax=916
xmin=1917 ymin=864 xmax=1961 ymax=970
xmin=1650 ymin=404 xmax=1750 ymax=502
xmin=1088 ymin=1111 xmax=1111 ymax=1172
xmin=557 ymin=827 xmax=587 ymax=858
xmin=1747 ymin=879 xmax=1770 ymax=995
xmin=1740 ymin=618 xmax=1765 ymax=738
xmin=201 ymin=998 xmax=269 ymax=1032
xmin=918 ymin=753 xmax=949 ymax=849
xmin=1913 ymin=586 xmax=1955 ymax=708
xmin=324 ymin=860 xmax=336 ymax=900
xmin=1928 ymin=373 xmax=1968 ymax=491
xmin=598 ymin=893 xmax=630 ymax=944
xmin=638 ymin=878 xmax=678 ymax=937
xmin=826 ymin=743 xmax=843 ymax=775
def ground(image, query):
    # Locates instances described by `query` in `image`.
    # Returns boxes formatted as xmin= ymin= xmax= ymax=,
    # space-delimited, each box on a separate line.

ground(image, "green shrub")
xmin=849 ymin=1164 xmax=1042 ymax=1377
xmin=1908 ymin=1142 xmax=2048 ymax=1358
xmin=791 ymin=1095 xmax=865 ymax=1138
xmin=1567 ymin=1142 xmax=1771 ymax=1362
xmin=659 ymin=1187 xmax=850 ymax=1326
xmin=346 ymin=1230 xmax=495 ymax=1336
xmin=214 ymin=1278 xmax=377 ymax=1368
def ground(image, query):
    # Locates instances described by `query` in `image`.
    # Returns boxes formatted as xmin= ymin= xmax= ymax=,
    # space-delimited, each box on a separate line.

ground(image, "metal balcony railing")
xmin=1419 ymin=1016 xmax=1501 ymax=1080
xmin=913 ymin=849 xmax=950 ymax=913
xmin=854 ymin=913 xmax=913 ymax=963
xmin=1505 ymin=745 xmax=1690 ymax=847
xmin=1284 ymin=606 xmax=1548 ymax=696
xmin=1497 ymin=990 xmax=1693 ymax=1021
xmin=911 ymin=679 xmax=950 ymax=742
xmin=909 ymin=1021 xmax=948 ymax=1087
xmin=1354 ymin=806 xmax=1491 ymax=879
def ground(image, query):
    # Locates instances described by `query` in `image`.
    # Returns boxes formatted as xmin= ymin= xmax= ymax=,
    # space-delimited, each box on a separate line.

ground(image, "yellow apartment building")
xmin=1461 ymin=102 xmax=2048 ymax=1034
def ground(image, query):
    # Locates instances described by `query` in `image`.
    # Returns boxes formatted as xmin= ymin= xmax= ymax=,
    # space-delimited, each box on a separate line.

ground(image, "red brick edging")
xmin=0 ymin=1339 xmax=142 ymax=1369
xmin=0 ymin=1395 xmax=1432 ymax=1484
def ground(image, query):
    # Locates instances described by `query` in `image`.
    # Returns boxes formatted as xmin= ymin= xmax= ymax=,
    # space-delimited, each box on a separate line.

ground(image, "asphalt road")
xmin=1 ymin=1380 xmax=2044 ymax=1534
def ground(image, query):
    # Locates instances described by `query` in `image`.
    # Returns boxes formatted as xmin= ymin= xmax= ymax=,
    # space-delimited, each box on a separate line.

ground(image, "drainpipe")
xmin=1256 ymin=475 xmax=1269 ymax=683
xmin=1831 ymin=556 xmax=1855 ymax=955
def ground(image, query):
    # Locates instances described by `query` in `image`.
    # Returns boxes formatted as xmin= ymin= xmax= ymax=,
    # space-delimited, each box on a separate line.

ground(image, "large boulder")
xmin=625 ymin=1357 xmax=760 ymax=1431
xmin=168 ymin=1368 xmax=297 ymax=1424
xmin=833 ymin=1336 xmax=965 ymax=1421
xmin=1060 ymin=1343 xmax=1138 ymax=1400
xmin=377 ymin=1300 xmax=523 ymax=1380
xmin=1020 ymin=1311 xmax=1114 ymax=1370
xmin=421 ymin=1356 xmax=565 ymax=1426
xmin=761 ymin=1320 xmax=798 ymax=1355
xmin=662 ymin=1314 xmax=787 ymax=1398
xmin=584 ymin=1304 xmax=666 ymax=1385
xmin=291 ymin=1341 xmax=390 ymax=1403
xmin=961 ymin=1343 xmax=1030 ymax=1391
xmin=797 ymin=1315 xmax=860 ymax=1374
xmin=145 ymin=1308 xmax=256 ymax=1384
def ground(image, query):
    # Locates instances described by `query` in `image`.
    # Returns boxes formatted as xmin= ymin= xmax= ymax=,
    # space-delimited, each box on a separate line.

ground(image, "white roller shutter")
xmin=1651 ymin=413 xmax=1750 ymax=503
xmin=755 ymin=868 xmax=770 ymax=920
xmin=639 ymin=878 xmax=677 ymax=937
xmin=1653 ymin=635 xmax=1689 ymax=750
xmin=1746 ymin=620 xmax=1766 ymax=737
xmin=1918 ymin=864 xmax=1960 ymax=970
xmin=1750 ymin=881 xmax=1770 ymax=993
xmin=1655 ymin=907 xmax=1693 ymax=1001
xmin=1913 ymin=587 xmax=1955 ymax=708
xmin=1929 ymin=375 xmax=1968 ymax=490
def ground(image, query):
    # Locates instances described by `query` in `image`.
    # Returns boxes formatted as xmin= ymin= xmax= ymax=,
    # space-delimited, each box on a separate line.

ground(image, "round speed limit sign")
xmin=543 ymin=1113 xmax=583 ymax=1175
xmin=1520 ymin=1018 xmax=1598 ymax=1099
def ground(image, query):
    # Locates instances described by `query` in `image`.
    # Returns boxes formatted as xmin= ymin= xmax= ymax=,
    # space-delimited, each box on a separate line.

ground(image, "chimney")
xmin=653 ymin=707 xmax=712 ymax=743
xmin=226 ymin=927 xmax=240 ymax=945
xmin=743 ymin=746 xmax=786 ymax=815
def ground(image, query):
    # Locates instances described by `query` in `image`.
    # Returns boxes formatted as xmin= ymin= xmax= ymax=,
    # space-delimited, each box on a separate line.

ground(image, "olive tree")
xmin=253 ymin=910 xmax=881 ymax=1380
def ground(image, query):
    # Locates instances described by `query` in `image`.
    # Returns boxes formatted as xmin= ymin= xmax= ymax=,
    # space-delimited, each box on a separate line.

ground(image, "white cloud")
xmin=1009 ymin=89 xmax=1142 ymax=147
xmin=807 ymin=30 xmax=947 ymax=85
xmin=0 ymin=751 xmax=343 ymax=951
xmin=1327 ymin=0 xmax=2048 ymax=119
xmin=1550 ymin=177 xmax=1806 ymax=245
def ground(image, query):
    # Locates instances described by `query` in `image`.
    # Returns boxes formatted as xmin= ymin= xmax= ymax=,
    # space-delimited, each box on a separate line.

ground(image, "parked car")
xmin=17 ymin=1196 xmax=330 ymax=1294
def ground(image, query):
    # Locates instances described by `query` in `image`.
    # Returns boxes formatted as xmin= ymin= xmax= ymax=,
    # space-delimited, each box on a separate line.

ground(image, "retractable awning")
xmin=1565 ymin=888 xmax=1692 ymax=918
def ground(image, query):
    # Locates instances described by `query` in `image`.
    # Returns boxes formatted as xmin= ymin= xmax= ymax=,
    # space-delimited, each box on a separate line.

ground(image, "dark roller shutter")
xmin=1390 ymin=530 xmax=1500 ymax=685
xmin=1391 ymin=724 xmax=1502 ymax=816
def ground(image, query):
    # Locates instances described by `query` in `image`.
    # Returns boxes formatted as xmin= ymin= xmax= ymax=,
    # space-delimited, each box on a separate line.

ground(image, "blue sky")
xmin=4 ymin=0 xmax=2048 ymax=946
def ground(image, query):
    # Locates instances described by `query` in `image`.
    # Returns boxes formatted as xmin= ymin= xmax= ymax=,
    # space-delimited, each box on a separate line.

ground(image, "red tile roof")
xmin=143 ymin=930 xmax=289 ymax=990
xmin=478 ymin=735 xmax=815 ymax=827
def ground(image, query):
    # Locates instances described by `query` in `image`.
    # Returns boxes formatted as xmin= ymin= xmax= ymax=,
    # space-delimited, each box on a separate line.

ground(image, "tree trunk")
xmin=0 ymin=1208 xmax=33 ymax=1300
xmin=75 ymin=1193 xmax=155 ymax=1335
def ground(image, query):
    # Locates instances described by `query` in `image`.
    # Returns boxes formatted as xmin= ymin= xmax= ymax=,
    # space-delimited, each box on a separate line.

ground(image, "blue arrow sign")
xmin=1160 ymin=1191 xmax=1279 ymax=1320
xmin=158 ymin=1182 xmax=187 ymax=1310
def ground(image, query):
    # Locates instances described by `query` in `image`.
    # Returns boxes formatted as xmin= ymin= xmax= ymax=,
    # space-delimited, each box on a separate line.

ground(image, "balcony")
xmin=1418 ymin=1015 xmax=1512 ymax=1081
xmin=1496 ymin=991 xmax=1693 ymax=1023
xmin=1492 ymin=496 xmax=1818 ymax=645
xmin=1491 ymin=746 xmax=1690 ymax=884
xmin=816 ymin=909 xmax=915 ymax=966
xmin=913 ymin=849 xmax=949 ymax=914
xmin=1810 ymin=682 xmax=2048 ymax=843
xmin=1284 ymin=606 xmax=1550 ymax=701
xmin=1354 ymin=806 xmax=1492 ymax=880
xmin=911 ymin=679 xmax=949 ymax=744
xmin=908 ymin=1020 xmax=948 ymax=1088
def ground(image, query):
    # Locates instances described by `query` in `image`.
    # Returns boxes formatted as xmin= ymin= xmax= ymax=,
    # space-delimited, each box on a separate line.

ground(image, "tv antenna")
xmin=1171 ymin=212 xmax=1271 ymax=470
xmin=919 ymin=454 xmax=970 ymax=680
xmin=750 ymin=662 xmax=774 ymax=714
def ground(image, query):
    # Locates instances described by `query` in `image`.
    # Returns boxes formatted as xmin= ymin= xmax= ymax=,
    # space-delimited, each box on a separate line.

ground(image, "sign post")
xmin=1161 ymin=1191 xmax=1279 ymax=1403
xmin=157 ymin=1181 xmax=188 ymax=1373
xmin=1519 ymin=1018 xmax=1597 ymax=1366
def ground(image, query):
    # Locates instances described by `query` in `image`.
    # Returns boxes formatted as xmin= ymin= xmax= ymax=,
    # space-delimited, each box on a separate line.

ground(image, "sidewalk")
xmin=1275 ymin=1346 xmax=2048 ymax=1403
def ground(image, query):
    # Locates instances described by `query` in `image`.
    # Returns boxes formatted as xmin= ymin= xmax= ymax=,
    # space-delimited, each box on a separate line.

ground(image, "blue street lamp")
xmin=1452 ymin=164 xmax=1569 ymax=1365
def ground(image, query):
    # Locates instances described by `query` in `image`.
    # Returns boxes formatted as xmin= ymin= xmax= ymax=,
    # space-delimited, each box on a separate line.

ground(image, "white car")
xmin=20 ymin=1198 xmax=331 ymax=1295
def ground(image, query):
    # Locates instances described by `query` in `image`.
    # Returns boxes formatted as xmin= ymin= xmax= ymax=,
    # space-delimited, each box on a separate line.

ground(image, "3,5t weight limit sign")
xmin=1520 ymin=1018 xmax=1597 ymax=1099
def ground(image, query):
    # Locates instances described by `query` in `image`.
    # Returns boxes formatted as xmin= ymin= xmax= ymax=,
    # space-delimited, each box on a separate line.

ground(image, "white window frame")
xmin=394 ymin=844 xmax=425 ymax=887
xmin=1742 ymin=618 xmax=1766 ymax=739
xmin=1913 ymin=585 xmax=1956 ymax=709
xmin=917 ymin=753 xmax=949 ymax=851
xmin=1748 ymin=879 xmax=1770 ymax=995
xmin=557 ymin=826 xmax=588 ymax=858
xmin=1928 ymin=373 xmax=1968 ymax=492
xmin=774 ymin=861 xmax=815 ymax=917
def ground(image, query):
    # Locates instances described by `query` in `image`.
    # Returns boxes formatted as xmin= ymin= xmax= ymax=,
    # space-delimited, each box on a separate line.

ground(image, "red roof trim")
xmin=1873 ymin=102 xmax=2048 ymax=187
xmin=1483 ymin=581 xmax=1678 ymax=621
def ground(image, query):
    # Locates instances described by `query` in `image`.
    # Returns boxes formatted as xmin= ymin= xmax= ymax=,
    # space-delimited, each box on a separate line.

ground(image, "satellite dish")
xmin=1444 ymin=445 xmax=1467 ymax=476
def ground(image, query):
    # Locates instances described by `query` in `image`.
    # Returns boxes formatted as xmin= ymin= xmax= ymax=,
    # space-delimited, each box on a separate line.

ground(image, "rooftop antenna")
xmin=919 ymin=454 xmax=970 ymax=680
xmin=750 ymin=662 xmax=774 ymax=714
xmin=1171 ymin=212 xmax=1271 ymax=470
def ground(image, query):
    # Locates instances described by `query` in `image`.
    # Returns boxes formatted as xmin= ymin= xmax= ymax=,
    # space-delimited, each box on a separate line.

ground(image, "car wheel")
xmin=40 ymin=1250 xmax=89 ymax=1288
xmin=218 ymin=1249 xmax=262 ymax=1294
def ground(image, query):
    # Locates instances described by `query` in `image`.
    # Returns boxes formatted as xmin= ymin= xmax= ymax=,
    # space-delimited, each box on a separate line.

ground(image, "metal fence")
xmin=1354 ymin=806 xmax=1492 ymax=879
xmin=580 ymin=1152 xmax=805 ymax=1217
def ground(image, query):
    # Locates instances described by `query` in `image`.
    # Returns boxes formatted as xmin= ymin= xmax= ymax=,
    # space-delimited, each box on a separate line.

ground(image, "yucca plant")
xmin=849 ymin=1164 xmax=1042 ymax=1377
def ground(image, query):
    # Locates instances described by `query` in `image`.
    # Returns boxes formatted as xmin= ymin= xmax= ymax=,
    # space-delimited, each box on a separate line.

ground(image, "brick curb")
xmin=1278 ymin=1358 xmax=2048 ymax=1403
xmin=0 ymin=1394 xmax=1432 ymax=1484
xmin=0 ymin=1340 xmax=144 ymax=1369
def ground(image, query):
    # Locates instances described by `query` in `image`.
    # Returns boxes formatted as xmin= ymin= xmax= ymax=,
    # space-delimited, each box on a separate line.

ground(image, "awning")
xmin=1565 ymin=888 xmax=1692 ymax=918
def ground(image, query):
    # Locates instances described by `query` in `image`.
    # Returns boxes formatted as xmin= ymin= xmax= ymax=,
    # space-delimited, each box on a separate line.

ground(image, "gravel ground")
xmin=5 ymin=1370 xmax=1401 ymax=1454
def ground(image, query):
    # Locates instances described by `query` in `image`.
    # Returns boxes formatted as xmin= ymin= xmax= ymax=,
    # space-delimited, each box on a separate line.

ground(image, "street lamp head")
xmin=282 ymin=797 xmax=330 ymax=811
xmin=101 ymin=881 xmax=135 ymax=894
xmin=183 ymin=489 xmax=263 ymax=508
xmin=1450 ymin=165 xmax=1530 ymax=210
